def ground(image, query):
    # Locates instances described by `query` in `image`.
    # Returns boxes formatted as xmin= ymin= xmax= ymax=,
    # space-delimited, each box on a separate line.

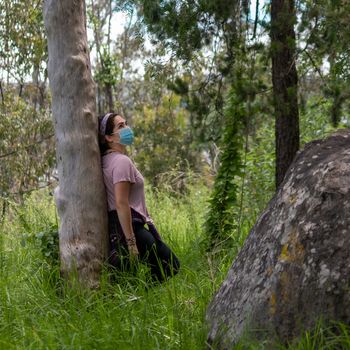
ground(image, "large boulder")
xmin=207 ymin=129 xmax=350 ymax=348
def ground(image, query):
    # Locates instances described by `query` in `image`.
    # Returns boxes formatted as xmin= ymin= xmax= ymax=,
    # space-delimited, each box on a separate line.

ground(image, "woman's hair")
xmin=98 ymin=113 xmax=118 ymax=154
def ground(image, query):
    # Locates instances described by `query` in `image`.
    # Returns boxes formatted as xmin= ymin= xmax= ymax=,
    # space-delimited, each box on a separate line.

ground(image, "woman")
xmin=98 ymin=112 xmax=180 ymax=282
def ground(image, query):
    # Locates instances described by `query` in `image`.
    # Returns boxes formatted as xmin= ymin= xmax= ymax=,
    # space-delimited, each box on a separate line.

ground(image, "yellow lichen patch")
xmin=279 ymin=244 xmax=290 ymax=261
xmin=269 ymin=292 xmax=277 ymax=316
xmin=289 ymin=193 xmax=297 ymax=204
xmin=280 ymin=271 xmax=291 ymax=303
xmin=278 ymin=228 xmax=305 ymax=265
xmin=269 ymin=272 xmax=294 ymax=312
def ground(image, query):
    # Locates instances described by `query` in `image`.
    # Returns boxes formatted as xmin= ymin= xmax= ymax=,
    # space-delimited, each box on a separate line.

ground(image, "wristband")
xmin=126 ymin=237 xmax=136 ymax=245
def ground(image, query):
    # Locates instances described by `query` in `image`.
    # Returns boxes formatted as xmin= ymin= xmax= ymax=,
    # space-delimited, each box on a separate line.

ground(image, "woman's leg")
xmin=133 ymin=222 xmax=180 ymax=281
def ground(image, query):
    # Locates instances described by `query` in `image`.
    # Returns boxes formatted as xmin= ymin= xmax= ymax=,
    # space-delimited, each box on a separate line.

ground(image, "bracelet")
xmin=126 ymin=237 xmax=136 ymax=245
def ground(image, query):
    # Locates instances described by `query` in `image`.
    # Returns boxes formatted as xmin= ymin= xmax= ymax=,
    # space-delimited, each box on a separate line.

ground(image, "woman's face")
xmin=106 ymin=115 xmax=127 ymax=144
xmin=113 ymin=115 xmax=127 ymax=132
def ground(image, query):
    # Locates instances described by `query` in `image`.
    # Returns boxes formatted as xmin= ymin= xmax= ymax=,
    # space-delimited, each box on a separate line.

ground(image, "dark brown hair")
xmin=98 ymin=113 xmax=118 ymax=154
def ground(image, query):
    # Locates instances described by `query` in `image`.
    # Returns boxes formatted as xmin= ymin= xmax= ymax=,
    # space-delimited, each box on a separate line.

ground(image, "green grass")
xmin=1 ymin=186 xmax=349 ymax=350
xmin=0 ymin=186 xmax=230 ymax=350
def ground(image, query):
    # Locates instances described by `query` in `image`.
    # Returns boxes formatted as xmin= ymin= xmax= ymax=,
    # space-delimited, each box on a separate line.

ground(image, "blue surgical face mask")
xmin=118 ymin=127 xmax=134 ymax=145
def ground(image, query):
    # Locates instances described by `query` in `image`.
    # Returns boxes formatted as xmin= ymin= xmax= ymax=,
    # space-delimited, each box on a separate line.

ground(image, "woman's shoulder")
xmin=103 ymin=152 xmax=134 ymax=167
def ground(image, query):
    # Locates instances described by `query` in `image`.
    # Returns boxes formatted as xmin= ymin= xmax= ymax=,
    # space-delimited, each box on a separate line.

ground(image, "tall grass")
xmin=0 ymin=186 xmax=230 ymax=350
xmin=1 ymin=184 xmax=349 ymax=349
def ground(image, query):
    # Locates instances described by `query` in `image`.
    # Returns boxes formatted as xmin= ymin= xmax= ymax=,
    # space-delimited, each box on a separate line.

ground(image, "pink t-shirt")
xmin=102 ymin=152 xmax=151 ymax=222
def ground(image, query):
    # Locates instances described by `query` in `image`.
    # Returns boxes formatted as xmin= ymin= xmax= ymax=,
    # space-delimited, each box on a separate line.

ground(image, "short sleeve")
xmin=112 ymin=155 xmax=137 ymax=184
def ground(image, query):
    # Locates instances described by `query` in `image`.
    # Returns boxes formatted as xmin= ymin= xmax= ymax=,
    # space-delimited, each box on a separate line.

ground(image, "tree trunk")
xmin=43 ymin=0 xmax=108 ymax=288
xmin=105 ymin=83 xmax=113 ymax=111
xmin=271 ymin=0 xmax=300 ymax=188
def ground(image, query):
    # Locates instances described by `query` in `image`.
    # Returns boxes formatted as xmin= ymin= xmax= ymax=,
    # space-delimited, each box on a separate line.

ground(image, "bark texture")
xmin=271 ymin=0 xmax=300 ymax=188
xmin=44 ymin=0 xmax=108 ymax=288
xmin=207 ymin=129 xmax=350 ymax=348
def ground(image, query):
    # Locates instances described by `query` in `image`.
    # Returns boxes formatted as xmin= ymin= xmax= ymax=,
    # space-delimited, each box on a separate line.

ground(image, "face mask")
xmin=118 ymin=127 xmax=134 ymax=145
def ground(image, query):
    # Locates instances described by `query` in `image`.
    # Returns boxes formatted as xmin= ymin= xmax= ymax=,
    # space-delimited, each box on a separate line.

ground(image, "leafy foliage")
xmin=131 ymin=0 xmax=244 ymax=150
xmin=0 ymin=0 xmax=52 ymax=208
xmin=298 ymin=0 xmax=350 ymax=126
xmin=33 ymin=223 xmax=59 ymax=265
xmin=21 ymin=223 xmax=59 ymax=267
xmin=0 ymin=89 xmax=55 ymax=200
xmin=12 ymin=190 xmax=59 ymax=266
xmin=94 ymin=48 xmax=120 ymax=86
xmin=132 ymin=93 xmax=201 ymax=189
xmin=0 ymin=0 xmax=47 ymax=81
xmin=204 ymin=85 xmax=245 ymax=248
xmin=136 ymin=0 xmax=239 ymax=61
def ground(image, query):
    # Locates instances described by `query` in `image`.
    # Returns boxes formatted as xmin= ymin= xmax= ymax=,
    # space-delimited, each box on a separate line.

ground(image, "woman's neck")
xmin=106 ymin=143 xmax=126 ymax=154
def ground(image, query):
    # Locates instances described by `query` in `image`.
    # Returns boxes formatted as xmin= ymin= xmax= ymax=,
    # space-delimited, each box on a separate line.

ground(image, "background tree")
xmin=87 ymin=0 xmax=117 ymax=112
xmin=130 ymin=0 xmax=272 ymax=247
xmin=271 ymin=0 xmax=300 ymax=188
xmin=0 ymin=0 xmax=54 ymax=217
xmin=298 ymin=0 xmax=350 ymax=128
xmin=43 ymin=0 xmax=108 ymax=287
xmin=0 ymin=91 xmax=54 ymax=199
xmin=0 ymin=0 xmax=47 ymax=87
xmin=132 ymin=93 xmax=200 ymax=189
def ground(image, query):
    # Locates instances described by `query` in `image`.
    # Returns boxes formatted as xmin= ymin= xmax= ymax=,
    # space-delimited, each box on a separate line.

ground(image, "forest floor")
xmin=1 ymin=186 xmax=349 ymax=349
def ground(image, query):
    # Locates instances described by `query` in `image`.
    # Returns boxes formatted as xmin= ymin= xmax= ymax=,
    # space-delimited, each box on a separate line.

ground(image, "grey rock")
xmin=206 ymin=129 xmax=350 ymax=348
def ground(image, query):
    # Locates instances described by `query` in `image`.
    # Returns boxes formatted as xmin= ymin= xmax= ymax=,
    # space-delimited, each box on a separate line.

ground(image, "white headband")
xmin=100 ymin=113 xmax=113 ymax=136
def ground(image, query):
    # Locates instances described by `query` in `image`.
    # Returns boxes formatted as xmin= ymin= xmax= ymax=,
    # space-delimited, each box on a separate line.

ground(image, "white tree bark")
xmin=43 ymin=0 xmax=108 ymax=288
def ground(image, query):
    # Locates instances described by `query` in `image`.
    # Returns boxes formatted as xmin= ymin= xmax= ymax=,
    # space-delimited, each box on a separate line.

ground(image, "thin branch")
xmin=304 ymin=50 xmax=325 ymax=81
xmin=0 ymin=200 xmax=7 ymax=226
xmin=253 ymin=0 xmax=259 ymax=39
xmin=4 ymin=181 xmax=56 ymax=197
xmin=107 ymin=0 xmax=112 ymax=55
xmin=0 ymin=80 xmax=4 ymax=106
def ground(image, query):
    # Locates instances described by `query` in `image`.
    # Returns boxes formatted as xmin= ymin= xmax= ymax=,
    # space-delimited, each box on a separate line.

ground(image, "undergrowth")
xmin=0 ymin=186 xmax=229 ymax=350
xmin=0 ymin=182 xmax=348 ymax=349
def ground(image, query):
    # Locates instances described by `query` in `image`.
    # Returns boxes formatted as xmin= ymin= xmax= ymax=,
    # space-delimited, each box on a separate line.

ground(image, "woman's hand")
xmin=126 ymin=237 xmax=139 ymax=266
xmin=127 ymin=241 xmax=139 ymax=259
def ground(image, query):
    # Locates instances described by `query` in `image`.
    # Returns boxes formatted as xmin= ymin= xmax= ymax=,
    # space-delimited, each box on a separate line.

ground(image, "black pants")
xmin=108 ymin=211 xmax=180 ymax=282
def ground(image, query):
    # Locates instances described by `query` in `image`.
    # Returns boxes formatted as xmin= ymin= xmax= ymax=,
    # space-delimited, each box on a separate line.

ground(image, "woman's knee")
xmin=155 ymin=241 xmax=180 ymax=276
xmin=133 ymin=223 xmax=180 ymax=278
xmin=133 ymin=224 xmax=157 ymax=258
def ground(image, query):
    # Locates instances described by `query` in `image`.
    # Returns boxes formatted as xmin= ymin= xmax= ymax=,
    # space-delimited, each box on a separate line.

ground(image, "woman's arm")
xmin=114 ymin=181 xmax=139 ymax=257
